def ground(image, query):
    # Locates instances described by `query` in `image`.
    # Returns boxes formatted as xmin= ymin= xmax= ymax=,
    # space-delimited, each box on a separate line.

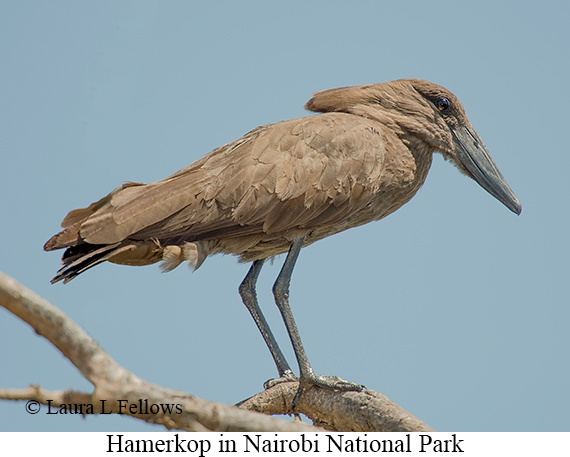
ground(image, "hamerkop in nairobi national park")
xmin=45 ymin=79 xmax=522 ymax=405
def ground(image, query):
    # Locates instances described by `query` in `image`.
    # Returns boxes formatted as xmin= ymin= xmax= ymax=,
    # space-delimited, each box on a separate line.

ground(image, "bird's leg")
xmin=272 ymin=237 xmax=365 ymax=407
xmin=239 ymin=259 xmax=297 ymax=388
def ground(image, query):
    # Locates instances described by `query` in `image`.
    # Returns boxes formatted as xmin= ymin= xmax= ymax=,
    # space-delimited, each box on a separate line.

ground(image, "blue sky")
xmin=1 ymin=1 xmax=568 ymax=432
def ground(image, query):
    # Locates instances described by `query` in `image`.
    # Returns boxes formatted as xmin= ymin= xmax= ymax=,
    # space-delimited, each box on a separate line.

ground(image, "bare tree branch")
xmin=238 ymin=384 xmax=434 ymax=432
xmin=0 ymin=271 xmax=433 ymax=432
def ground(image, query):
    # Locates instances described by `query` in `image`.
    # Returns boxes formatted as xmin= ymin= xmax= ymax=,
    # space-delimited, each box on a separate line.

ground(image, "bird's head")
xmin=306 ymin=79 xmax=522 ymax=215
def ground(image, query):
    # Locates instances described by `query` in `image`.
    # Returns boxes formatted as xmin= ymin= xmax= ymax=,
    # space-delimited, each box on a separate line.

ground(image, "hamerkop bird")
xmin=45 ymin=79 xmax=521 ymax=402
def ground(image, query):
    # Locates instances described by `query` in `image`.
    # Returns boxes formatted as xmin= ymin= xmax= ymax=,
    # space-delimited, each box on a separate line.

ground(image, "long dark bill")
xmin=452 ymin=125 xmax=522 ymax=215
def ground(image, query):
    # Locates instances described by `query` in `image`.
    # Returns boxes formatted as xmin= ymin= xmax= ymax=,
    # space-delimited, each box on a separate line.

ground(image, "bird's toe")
xmin=309 ymin=375 xmax=365 ymax=392
xmin=263 ymin=370 xmax=298 ymax=389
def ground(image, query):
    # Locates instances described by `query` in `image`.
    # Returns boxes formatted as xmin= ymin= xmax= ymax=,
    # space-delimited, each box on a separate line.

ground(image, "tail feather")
xmin=49 ymin=239 xmax=168 ymax=283
xmin=51 ymin=242 xmax=123 ymax=284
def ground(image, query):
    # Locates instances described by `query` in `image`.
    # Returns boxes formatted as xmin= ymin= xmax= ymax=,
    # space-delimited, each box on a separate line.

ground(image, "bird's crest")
xmin=305 ymin=84 xmax=383 ymax=114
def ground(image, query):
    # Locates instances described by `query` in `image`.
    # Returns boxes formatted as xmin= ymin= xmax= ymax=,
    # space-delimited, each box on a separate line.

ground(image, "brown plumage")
xmin=45 ymin=79 xmax=521 ymax=400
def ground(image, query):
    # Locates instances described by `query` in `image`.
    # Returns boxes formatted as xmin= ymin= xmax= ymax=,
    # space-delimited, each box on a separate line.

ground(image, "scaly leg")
xmin=239 ymin=259 xmax=297 ymax=387
xmin=272 ymin=237 xmax=365 ymax=406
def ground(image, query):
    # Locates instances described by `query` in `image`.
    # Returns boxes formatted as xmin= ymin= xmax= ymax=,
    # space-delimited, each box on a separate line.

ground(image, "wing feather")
xmin=49 ymin=113 xmax=389 ymax=252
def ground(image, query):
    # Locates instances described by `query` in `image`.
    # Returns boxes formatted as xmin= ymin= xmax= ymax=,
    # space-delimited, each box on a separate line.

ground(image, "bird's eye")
xmin=436 ymin=98 xmax=450 ymax=111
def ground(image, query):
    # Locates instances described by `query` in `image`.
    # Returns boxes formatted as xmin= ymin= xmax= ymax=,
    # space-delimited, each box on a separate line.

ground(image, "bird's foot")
xmin=263 ymin=369 xmax=298 ymax=390
xmin=292 ymin=370 xmax=365 ymax=408
xmin=305 ymin=374 xmax=365 ymax=392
